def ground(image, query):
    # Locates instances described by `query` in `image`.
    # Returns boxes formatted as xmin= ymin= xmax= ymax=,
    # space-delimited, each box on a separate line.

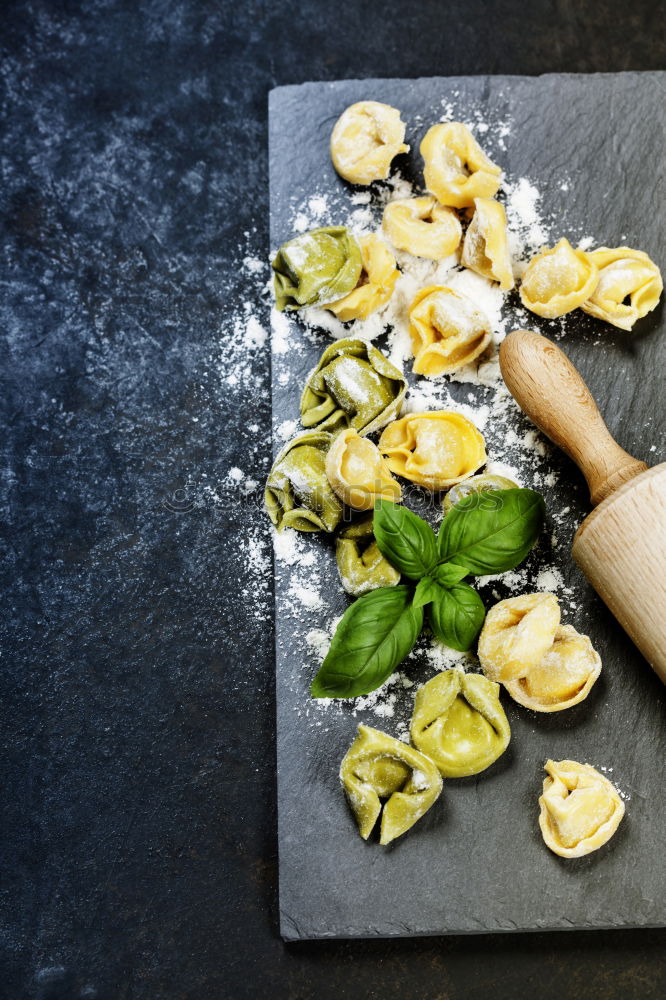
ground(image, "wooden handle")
xmin=499 ymin=329 xmax=648 ymax=506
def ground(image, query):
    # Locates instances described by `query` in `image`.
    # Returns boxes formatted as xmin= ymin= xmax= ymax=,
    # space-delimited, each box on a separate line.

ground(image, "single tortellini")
xmin=443 ymin=472 xmax=519 ymax=514
xmin=340 ymin=724 xmax=443 ymax=845
xmin=264 ymin=431 xmax=343 ymax=533
xmin=272 ymin=226 xmax=362 ymax=311
xmin=539 ymin=759 xmax=625 ymax=858
xmin=410 ymin=671 xmax=511 ymax=778
xmin=420 ymin=123 xmax=502 ymax=209
xmin=581 ymin=246 xmax=663 ymax=331
xmin=335 ymin=516 xmax=400 ymax=596
xmin=382 ymin=196 xmax=462 ymax=259
xmin=478 ymin=593 xmax=561 ymax=683
xmin=325 ymin=428 xmax=401 ymax=511
xmin=461 ymin=197 xmax=514 ymax=290
xmin=330 ymin=101 xmax=409 ymax=185
xmin=301 ymin=338 xmax=406 ymax=436
xmin=504 ymin=624 xmax=601 ymax=713
xmin=379 ymin=411 xmax=487 ymax=491
xmin=408 ymin=285 xmax=492 ymax=376
xmin=327 ymin=235 xmax=399 ymax=321
xmin=519 ymin=238 xmax=598 ymax=319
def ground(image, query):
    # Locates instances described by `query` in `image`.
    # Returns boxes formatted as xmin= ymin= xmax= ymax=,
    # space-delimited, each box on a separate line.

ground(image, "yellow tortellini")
xmin=408 ymin=285 xmax=493 ymax=376
xmin=335 ymin=516 xmax=400 ymax=596
xmin=264 ymin=432 xmax=343 ymax=532
xmin=382 ymin=196 xmax=462 ymax=259
xmin=478 ymin=593 xmax=561 ymax=683
xmin=327 ymin=234 xmax=399 ymax=321
xmin=325 ymin=428 xmax=401 ymax=511
xmin=272 ymin=226 xmax=362 ymax=311
xmin=410 ymin=671 xmax=511 ymax=778
xmin=379 ymin=411 xmax=487 ymax=491
xmin=461 ymin=197 xmax=514 ymax=290
xmin=519 ymin=238 xmax=598 ymax=318
xmin=504 ymin=624 xmax=602 ymax=713
xmin=330 ymin=101 xmax=409 ymax=185
xmin=581 ymin=246 xmax=663 ymax=331
xmin=420 ymin=123 xmax=502 ymax=209
xmin=340 ymin=724 xmax=443 ymax=845
xmin=300 ymin=338 xmax=407 ymax=436
xmin=539 ymin=759 xmax=625 ymax=858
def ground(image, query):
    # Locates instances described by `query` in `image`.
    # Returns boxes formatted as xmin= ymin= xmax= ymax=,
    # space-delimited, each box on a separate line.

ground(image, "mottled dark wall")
xmin=1 ymin=2 xmax=665 ymax=999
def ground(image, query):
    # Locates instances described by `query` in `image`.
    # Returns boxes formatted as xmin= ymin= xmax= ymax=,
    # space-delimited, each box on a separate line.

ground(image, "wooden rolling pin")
xmin=499 ymin=329 xmax=666 ymax=684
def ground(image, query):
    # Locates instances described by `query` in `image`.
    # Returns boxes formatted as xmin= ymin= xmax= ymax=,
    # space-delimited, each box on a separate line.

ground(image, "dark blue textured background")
xmin=1 ymin=1 xmax=665 ymax=997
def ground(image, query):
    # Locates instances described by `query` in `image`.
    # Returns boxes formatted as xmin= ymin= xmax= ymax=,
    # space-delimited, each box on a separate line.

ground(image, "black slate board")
xmin=268 ymin=74 xmax=666 ymax=941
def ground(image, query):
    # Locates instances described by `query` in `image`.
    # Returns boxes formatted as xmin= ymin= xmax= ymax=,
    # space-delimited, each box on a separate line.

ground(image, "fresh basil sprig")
xmin=438 ymin=488 xmax=545 ymax=575
xmin=310 ymin=585 xmax=423 ymax=699
xmin=373 ymin=500 xmax=437 ymax=580
xmin=429 ymin=582 xmax=486 ymax=652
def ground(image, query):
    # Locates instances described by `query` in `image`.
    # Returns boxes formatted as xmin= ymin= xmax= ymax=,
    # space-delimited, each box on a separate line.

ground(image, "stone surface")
xmin=2 ymin=0 xmax=666 ymax=997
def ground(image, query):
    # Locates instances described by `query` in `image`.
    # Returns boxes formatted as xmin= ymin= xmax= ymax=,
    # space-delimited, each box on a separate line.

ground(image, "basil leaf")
xmin=428 ymin=582 xmax=486 ymax=652
xmin=310 ymin=585 xmax=423 ymax=699
xmin=413 ymin=577 xmax=440 ymax=609
xmin=437 ymin=488 xmax=545 ymax=575
xmin=373 ymin=500 xmax=437 ymax=580
xmin=433 ymin=562 xmax=469 ymax=587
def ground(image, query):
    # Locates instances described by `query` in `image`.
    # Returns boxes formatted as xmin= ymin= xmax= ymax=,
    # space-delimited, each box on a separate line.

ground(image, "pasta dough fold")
xmin=301 ymin=338 xmax=406 ymax=436
xmin=409 ymin=285 xmax=492 ymax=376
xmin=410 ymin=671 xmax=510 ymax=778
xmin=478 ymin=593 xmax=560 ymax=682
xmin=539 ymin=759 xmax=625 ymax=858
xmin=461 ymin=197 xmax=514 ymax=290
xmin=340 ymin=724 xmax=443 ymax=844
xmin=379 ymin=411 xmax=486 ymax=491
xmin=328 ymin=234 xmax=399 ymax=321
xmin=581 ymin=246 xmax=663 ymax=331
xmin=330 ymin=101 xmax=409 ymax=185
xmin=325 ymin=428 xmax=401 ymax=510
xmin=335 ymin=516 xmax=400 ymax=596
xmin=272 ymin=226 xmax=362 ymax=311
xmin=264 ymin=432 xmax=343 ymax=532
xmin=382 ymin=196 xmax=462 ymax=259
xmin=504 ymin=624 xmax=601 ymax=712
xmin=421 ymin=123 xmax=501 ymax=209
xmin=520 ymin=238 xmax=598 ymax=318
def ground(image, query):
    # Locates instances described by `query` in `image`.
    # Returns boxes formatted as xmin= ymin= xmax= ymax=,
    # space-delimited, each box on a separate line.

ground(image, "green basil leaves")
xmin=310 ymin=586 xmax=423 ymax=698
xmin=310 ymin=489 xmax=545 ymax=699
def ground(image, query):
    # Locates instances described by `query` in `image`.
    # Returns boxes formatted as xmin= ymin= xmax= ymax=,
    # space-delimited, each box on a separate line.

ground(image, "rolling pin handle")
xmin=498 ymin=330 xmax=648 ymax=506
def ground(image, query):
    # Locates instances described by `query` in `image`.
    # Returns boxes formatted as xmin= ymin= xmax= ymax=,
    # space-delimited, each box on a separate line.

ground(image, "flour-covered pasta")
xmin=504 ymin=624 xmax=601 ymax=712
xmin=420 ymin=123 xmax=502 ymax=209
xmin=330 ymin=101 xmax=409 ymax=185
xmin=264 ymin=431 xmax=343 ymax=532
xmin=379 ymin=411 xmax=486 ymax=491
xmin=520 ymin=238 xmax=598 ymax=318
xmin=461 ymin=197 xmax=514 ymax=290
xmin=301 ymin=338 xmax=406 ymax=436
xmin=325 ymin=428 xmax=401 ymax=511
xmin=408 ymin=285 xmax=492 ymax=376
xmin=382 ymin=196 xmax=462 ymax=259
xmin=478 ymin=592 xmax=561 ymax=683
xmin=410 ymin=671 xmax=511 ymax=778
xmin=272 ymin=226 xmax=362 ymax=311
xmin=539 ymin=759 xmax=625 ymax=858
xmin=581 ymin=246 xmax=663 ymax=330
xmin=335 ymin=516 xmax=400 ymax=596
xmin=327 ymin=234 xmax=399 ymax=321
xmin=340 ymin=724 xmax=443 ymax=845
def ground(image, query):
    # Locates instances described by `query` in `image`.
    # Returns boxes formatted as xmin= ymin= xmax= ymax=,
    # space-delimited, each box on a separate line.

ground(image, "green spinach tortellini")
xmin=301 ymin=338 xmax=407 ymax=436
xmin=410 ymin=670 xmax=510 ymax=778
xmin=336 ymin=516 xmax=400 ymax=596
xmin=264 ymin=431 xmax=343 ymax=532
xmin=340 ymin=724 xmax=443 ymax=845
xmin=272 ymin=226 xmax=362 ymax=311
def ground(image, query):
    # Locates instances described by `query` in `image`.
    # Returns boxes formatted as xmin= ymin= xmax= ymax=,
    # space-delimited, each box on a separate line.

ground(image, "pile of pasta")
xmin=266 ymin=99 xmax=639 ymax=856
